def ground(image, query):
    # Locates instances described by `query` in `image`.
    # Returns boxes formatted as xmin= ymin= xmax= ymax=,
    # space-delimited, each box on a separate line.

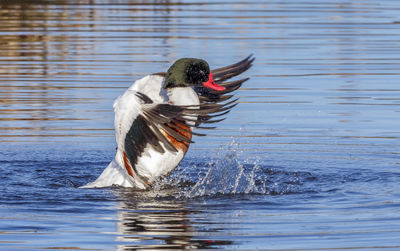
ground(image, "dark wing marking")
xmin=142 ymin=103 xmax=214 ymax=141
xmin=211 ymin=54 xmax=255 ymax=83
xmin=123 ymin=114 xmax=165 ymax=186
xmin=123 ymin=102 xmax=196 ymax=166
xmin=135 ymin=92 xmax=153 ymax=104
xmin=137 ymin=97 xmax=241 ymax=144
xmin=124 ymin=115 xmax=165 ymax=169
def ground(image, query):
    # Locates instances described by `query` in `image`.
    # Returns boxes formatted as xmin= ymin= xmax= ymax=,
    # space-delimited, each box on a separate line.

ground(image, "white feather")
xmin=80 ymin=160 xmax=135 ymax=188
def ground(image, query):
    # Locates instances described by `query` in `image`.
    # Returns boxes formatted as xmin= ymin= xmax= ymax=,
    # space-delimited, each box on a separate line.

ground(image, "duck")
xmin=82 ymin=55 xmax=254 ymax=189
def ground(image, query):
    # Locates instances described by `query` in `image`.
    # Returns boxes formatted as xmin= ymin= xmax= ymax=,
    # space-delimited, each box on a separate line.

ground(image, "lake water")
xmin=1 ymin=0 xmax=400 ymax=250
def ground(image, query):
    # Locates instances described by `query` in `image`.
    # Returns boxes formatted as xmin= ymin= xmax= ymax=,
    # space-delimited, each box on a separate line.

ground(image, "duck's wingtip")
xmin=247 ymin=54 xmax=256 ymax=64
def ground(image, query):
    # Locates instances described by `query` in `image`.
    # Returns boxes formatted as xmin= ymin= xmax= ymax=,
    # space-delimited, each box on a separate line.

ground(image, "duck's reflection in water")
xmin=113 ymin=188 xmax=232 ymax=250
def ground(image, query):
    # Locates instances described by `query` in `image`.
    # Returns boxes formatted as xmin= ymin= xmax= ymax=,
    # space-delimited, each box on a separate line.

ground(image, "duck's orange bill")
xmin=202 ymin=73 xmax=226 ymax=91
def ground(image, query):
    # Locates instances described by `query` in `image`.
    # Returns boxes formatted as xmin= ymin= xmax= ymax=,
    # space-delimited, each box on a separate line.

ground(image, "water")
xmin=1 ymin=0 xmax=400 ymax=250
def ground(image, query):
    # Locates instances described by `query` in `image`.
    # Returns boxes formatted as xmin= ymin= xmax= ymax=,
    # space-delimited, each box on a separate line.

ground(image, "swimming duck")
xmin=83 ymin=55 xmax=254 ymax=189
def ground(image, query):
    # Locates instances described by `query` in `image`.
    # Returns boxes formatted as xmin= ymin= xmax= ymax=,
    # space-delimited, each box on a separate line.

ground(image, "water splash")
xmin=184 ymin=142 xmax=261 ymax=197
xmin=152 ymin=140 xmax=316 ymax=198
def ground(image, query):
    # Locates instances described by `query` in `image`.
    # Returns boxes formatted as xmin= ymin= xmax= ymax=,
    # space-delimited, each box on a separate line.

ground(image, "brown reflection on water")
xmin=114 ymin=190 xmax=232 ymax=249
xmin=1 ymin=1 xmax=108 ymax=140
xmin=0 ymin=0 xmax=183 ymax=142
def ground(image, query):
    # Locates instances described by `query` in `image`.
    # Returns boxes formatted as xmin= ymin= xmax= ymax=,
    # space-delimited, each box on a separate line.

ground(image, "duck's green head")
xmin=164 ymin=58 xmax=211 ymax=89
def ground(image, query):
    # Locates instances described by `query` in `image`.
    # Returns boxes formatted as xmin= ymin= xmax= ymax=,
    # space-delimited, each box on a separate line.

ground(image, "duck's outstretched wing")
xmin=194 ymin=54 xmax=254 ymax=126
xmin=211 ymin=54 xmax=255 ymax=83
xmin=128 ymin=92 xmax=237 ymax=155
